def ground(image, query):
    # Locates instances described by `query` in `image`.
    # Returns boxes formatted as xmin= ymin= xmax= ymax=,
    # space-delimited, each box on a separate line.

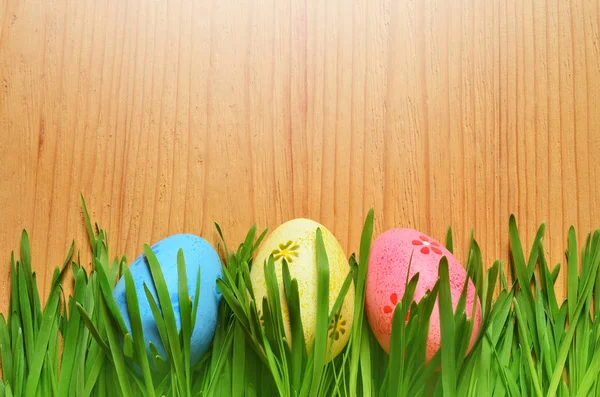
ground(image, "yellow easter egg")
xmin=250 ymin=218 xmax=354 ymax=361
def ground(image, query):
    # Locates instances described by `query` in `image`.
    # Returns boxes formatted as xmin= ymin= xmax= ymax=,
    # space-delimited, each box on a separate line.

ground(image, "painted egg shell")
xmin=365 ymin=228 xmax=482 ymax=361
xmin=250 ymin=219 xmax=355 ymax=361
xmin=113 ymin=234 xmax=223 ymax=367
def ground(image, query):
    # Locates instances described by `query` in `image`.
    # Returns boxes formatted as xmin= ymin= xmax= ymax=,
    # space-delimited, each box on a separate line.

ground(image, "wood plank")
xmin=1 ymin=0 xmax=599 ymax=311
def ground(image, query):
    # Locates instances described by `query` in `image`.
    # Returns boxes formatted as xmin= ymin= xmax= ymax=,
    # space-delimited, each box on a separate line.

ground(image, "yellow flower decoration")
xmin=328 ymin=312 xmax=347 ymax=341
xmin=271 ymin=240 xmax=300 ymax=263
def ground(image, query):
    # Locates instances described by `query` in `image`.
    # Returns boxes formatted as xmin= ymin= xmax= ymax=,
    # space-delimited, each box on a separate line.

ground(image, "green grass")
xmin=1 ymin=200 xmax=600 ymax=396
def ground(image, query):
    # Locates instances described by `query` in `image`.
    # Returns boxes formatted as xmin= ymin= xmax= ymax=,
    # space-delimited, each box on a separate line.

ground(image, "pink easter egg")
xmin=365 ymin=228 xmax=482 ymax=361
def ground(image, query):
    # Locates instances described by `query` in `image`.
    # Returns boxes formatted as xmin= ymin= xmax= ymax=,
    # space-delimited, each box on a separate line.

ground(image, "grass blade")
xmin=567 ymin=227 xmax=578 ymax=323
xmin=310 ymin=228 xmax=330 ymax=396
xmin=94 ymin=258 xmax=129 ymax=335
xmin=282 ymin=261 xmax=306 ymax=394
xmin=349 ymin=209 xmax=374 ymax=393
xmin=177 ymin=249 xmax=192 ymax=395
xmin=75 ymin=303 xmax=111 ymax=355
xmin=17 ymin=268 xmax=34 ymax=368
xmin=513 ymin=298 xmax=543 ymax=397
xmin=0 ymin=315 xmax=13 ymax=386
xmin=123 ymin=266 xmax=155 ymax=397
xmin=190 ymin=268 xmax=202 ymax=337
xmin=438 ymin=257 xmax=457 ymax=396
xmin=446 ymin=226 xmax=454 ymax=253
xmin=101 ymin=298 xmax=132 ymax=397
xmin=23 ymin=288 xmax=60 ymax=396
xmin=142 ymin=245 xmax=186 ymax=393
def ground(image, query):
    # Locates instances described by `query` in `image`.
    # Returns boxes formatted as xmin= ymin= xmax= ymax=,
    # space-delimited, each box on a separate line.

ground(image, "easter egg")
xmin=365 ymin=228 xmax=482 ymax=361
xmin=250 ymin=219 xmax=354 ymax=361
xmin=113 ymin=234 xmax=223 ymax=367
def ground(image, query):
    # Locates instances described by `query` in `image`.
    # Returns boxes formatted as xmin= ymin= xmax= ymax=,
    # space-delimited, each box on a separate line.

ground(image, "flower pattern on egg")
xmin=383 ymin=293 xmax=410 ymax=321
xmin=272 ymin=240 xmax=300 ymax=263
xmin=412 ymin=235 xmax=443 ymax=255
xmin=328 ymin=312 xmax=347 ymax=341
xmin=383 ymin=293 xmax=398 ymax=314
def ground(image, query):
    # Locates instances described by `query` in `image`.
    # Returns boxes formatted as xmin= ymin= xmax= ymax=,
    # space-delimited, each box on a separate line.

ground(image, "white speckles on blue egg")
xmin=113 ymin=234 xmax=223 ymax=367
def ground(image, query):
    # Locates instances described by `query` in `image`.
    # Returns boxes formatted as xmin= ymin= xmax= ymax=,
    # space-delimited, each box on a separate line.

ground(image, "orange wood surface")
xmin=1 ymin=0 xmax=599 ymax=311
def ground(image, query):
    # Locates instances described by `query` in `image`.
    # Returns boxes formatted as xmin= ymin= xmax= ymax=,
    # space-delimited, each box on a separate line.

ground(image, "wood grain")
xmin=1 ymin=0 xmax=599 ymax=312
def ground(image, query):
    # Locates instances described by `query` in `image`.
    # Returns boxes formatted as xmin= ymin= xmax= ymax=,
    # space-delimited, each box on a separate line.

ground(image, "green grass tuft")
xmin=1 ymin=201 xmax=600 ymax=396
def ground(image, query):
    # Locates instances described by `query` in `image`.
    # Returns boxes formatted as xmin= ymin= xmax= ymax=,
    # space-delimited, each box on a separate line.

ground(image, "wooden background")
xmin=1 ymin=0 xmax=599 ymax=313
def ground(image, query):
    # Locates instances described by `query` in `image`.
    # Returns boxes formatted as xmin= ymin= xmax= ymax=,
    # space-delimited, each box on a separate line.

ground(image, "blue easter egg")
xmin=113 ymin=234 xmax=223 ymax=367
